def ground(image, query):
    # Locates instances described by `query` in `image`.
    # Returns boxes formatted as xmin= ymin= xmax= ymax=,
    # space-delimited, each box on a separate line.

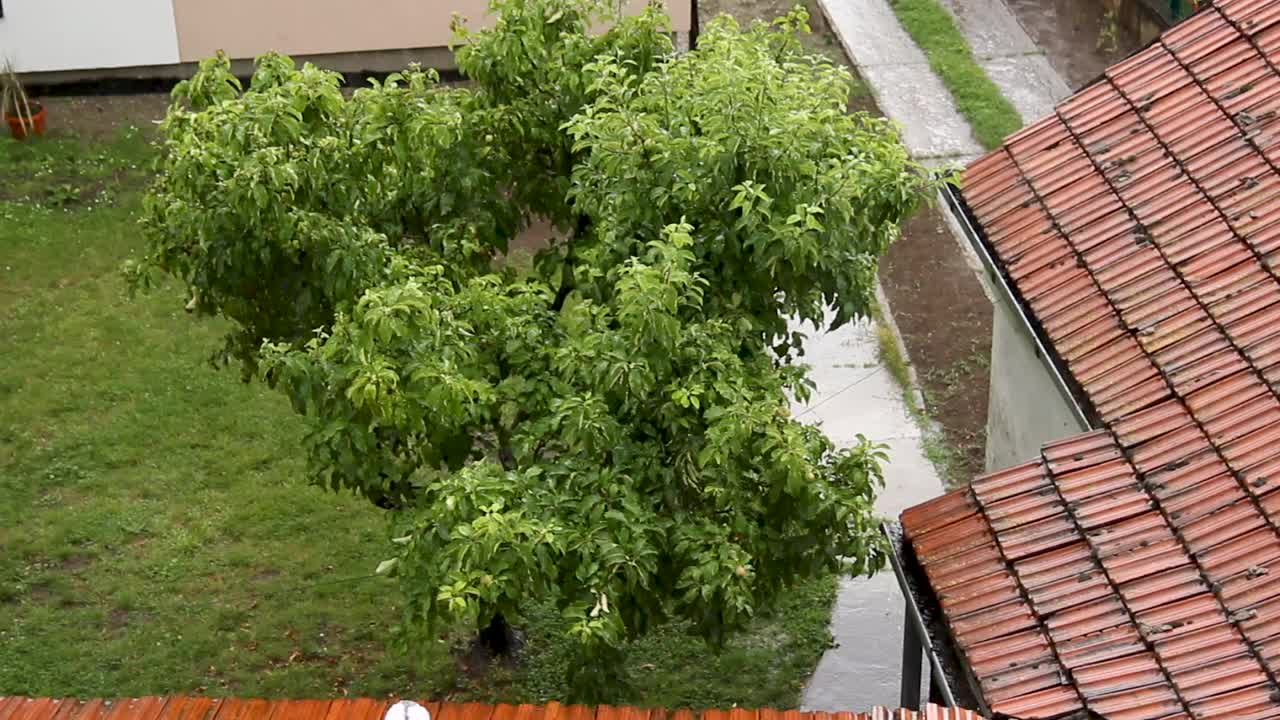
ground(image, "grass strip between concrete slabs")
xmin=888 ymin=0 xmax=1023 ymax=150
xmin=869 ymin=300 xmax=965 ymax=488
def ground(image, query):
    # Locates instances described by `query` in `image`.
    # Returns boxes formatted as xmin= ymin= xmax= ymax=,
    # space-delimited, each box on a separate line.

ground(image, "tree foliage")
xmin=133 ymin=0 xmax=934 ymax=696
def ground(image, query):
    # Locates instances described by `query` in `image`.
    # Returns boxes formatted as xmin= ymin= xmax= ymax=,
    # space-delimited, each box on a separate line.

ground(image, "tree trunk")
xmin=479 ymin=612 xmax=517 ymax=655
xmin=550 ymin=214 xmax=591 ymax=313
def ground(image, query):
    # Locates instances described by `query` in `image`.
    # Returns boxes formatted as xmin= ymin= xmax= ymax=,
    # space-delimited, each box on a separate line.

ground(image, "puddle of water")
xmin=1004 ymin=0 xmax=1142 ymax=89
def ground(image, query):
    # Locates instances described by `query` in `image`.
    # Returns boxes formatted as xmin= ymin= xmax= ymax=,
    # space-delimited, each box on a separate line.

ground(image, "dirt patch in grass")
xmin=107 ymin=604 xmax=136 ymax=627
xmin=253 ymin=568 xmax=282 ymax=582
xmin=458 ymin=636 xmax=523 ymax=689
xmin=16 ymin=583 xmax=52 ymax=604
xmin=58 ymin=553 xmax=95 ymax=572
xmin=880 ymin=207 xmax=991 ymax=486
xmin=34 ymin=94 xmax=172 ymax=142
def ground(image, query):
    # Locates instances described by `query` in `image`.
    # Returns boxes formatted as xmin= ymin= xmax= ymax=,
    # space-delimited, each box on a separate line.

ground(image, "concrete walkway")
xmin=820 ymin=0 xmax=1070 ymax=167
xmin=935 ymin=0 xmax=1072 ymax=122
xmin=791 ymin=315 xmax=944 ymax=712
xmin=799 ymin=0 xmax=1076 ymax=710
xmin=823 ymin=0 xmax=983 ymax=163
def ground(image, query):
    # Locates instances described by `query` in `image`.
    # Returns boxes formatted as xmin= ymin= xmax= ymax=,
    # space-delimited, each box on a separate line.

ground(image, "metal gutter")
xmin=940 ymin=184 xmax=1097 ymax=431
xmin=882 ymin=522 xmax=970 ymax=713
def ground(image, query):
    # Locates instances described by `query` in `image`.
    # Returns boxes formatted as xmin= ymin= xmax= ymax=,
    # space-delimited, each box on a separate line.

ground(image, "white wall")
xmin=985 ymin=293 xmax=1090 ymax=470
xmin=0 ymin=0 xmax=180 ymax=73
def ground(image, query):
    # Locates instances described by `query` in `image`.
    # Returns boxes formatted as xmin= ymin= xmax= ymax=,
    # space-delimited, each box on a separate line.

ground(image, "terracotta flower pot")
xmin=5 ymin=101 xmax=46 ymax=140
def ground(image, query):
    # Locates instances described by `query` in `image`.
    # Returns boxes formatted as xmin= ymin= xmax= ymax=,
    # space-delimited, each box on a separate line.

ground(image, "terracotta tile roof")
xmin=962 ymin=0 xmax=1280 ymax=426
xmin=902 ymin=0 xmax=1280 ymax=717
xmin=903 ymin=429 xmax=1280 ymax=718
xmin=0 ymin=698 xmax=984 ymax=720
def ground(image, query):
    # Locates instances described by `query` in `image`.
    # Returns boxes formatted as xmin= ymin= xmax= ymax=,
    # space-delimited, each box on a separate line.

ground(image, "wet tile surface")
xmin=905 ymin=1 xmax=1280 ymax=717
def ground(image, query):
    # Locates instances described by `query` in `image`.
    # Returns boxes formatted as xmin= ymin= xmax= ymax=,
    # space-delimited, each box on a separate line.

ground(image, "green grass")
xmin=0 ymin=131 xmax=432 ymax=698
xmin=476 ymin=577 xmax=839 ymax=707
xmin=0 ymin=129 xmax=838 ymax=706
xmin=869 ymin=301 xmax=965 ymax=487
xmin=888 ymin=0 xmax=1024 ymax=150
xmin=868 ymin=303 xmax=914 ymax=409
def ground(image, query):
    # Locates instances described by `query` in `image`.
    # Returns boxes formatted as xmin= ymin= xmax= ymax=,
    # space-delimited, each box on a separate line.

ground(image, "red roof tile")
xmin=0 ymin=700 xmax=984 ymax=720
xmin=905 ymin=2 xmax=1280 ymax=716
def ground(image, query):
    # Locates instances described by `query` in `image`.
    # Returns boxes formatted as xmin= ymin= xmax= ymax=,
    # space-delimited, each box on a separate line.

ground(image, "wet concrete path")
xmin=821 ymin=0 xmax=983 ymax=163
xmin=791 ymin=314 xmax=945 ymax=711
xmin=936 ymin=0 xmax=1071 ymax=122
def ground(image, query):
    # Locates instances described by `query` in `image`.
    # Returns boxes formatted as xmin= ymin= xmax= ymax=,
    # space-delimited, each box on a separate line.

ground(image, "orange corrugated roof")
xmin=902 ymin=0 xmax=1280 ymax=717
xmin=0 ymin=698 xmax=985 ymax=720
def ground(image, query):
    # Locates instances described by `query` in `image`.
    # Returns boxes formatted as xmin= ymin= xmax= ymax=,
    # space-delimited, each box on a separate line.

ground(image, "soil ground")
xmin=36 ymin=94 xmax=171 ymax=142
xmin=1004 ymin=0 xmax=1143 ymax=89
xmin=879 ymin=206 xmax=991 ymax=484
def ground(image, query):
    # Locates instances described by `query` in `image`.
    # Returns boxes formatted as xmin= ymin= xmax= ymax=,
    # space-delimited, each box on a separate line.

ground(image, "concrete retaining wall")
xmin=985 ymin=293 xmax=1090 ymax=471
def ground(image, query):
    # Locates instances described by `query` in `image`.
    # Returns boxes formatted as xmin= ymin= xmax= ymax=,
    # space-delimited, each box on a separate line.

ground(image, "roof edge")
xmin=940 ymin=184 xmax=1098 ymax=430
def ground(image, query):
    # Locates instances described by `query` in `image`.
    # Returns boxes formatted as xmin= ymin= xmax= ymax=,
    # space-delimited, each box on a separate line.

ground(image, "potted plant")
xmin=2 ymin=61 xmax=45 ymax=140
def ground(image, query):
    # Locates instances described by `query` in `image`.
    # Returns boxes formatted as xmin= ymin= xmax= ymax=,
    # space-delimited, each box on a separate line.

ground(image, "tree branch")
xmin=551 ymin=213 xmax=591 ymax=312
xmin=496 ymin=426 xmax=517 ymax=471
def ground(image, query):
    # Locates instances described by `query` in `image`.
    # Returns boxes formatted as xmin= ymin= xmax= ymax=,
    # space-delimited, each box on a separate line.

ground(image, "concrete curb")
xmin=873 ymin=278 xmax=960 ymax=492
xmin=873 ymin=280 xmax=928 ymax=419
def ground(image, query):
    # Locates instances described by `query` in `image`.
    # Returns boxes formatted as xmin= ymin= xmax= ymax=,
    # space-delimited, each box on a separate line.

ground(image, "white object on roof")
xmin=385 ymin=701 xmax=430 ymax=720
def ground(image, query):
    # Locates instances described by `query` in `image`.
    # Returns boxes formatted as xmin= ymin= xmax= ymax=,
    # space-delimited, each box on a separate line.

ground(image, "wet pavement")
xmin=1003 ymin=0 xmax=1139 ymax=90
xmin=821 ymin=0 xmax=983 ymax=162
xmin=792 ymin=314 xmax=945 ymax=711
xmin=935 ymin=0 xmax=1071 ymax=123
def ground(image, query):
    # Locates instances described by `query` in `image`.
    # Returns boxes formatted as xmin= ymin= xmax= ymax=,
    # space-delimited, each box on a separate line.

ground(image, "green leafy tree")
xmin=132 ymin=0 xmax=933 ymax=696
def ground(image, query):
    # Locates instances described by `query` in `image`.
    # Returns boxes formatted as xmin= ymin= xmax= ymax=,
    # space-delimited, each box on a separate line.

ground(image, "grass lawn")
xmin=0 ymin=127 xmax=837 ymax=706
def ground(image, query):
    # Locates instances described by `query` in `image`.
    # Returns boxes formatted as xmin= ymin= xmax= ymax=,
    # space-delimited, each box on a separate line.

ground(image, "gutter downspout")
xmin=941 ymin=184 xmax=1096 ymax=431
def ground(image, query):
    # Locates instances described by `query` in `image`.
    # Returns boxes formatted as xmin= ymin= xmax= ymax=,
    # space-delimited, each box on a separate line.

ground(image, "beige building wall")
xmin=172 ymin=1 xmax=692 ymax=63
